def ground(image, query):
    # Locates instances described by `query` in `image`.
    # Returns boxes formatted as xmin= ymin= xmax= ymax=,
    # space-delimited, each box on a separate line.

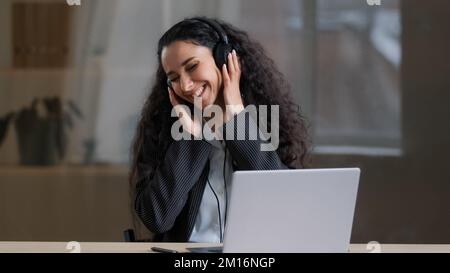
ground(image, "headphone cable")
xmin=206 ymin=141 xmax=229 ymax=244
xmin=223 ymin=142 xmax=228 ymax=228
xmin=207 ymin=178 xmax=223 ymax=243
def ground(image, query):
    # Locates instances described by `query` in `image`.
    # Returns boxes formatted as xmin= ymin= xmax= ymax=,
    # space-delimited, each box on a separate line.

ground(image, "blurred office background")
xmin=0 ymin=0 xmax=448 ymax=243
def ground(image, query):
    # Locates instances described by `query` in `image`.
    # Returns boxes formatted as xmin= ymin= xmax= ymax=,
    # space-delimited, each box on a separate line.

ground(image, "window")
xmin=314 ymin=0 xmax=401 ymax=156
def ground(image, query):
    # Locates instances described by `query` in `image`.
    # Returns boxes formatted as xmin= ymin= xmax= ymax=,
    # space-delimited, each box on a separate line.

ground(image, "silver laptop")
xmin=188 ymin=168 xmax=360 ymax=253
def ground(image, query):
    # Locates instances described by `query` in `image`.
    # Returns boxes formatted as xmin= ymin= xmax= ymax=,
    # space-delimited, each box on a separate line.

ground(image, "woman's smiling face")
xmin=161 ymin=40 xmax=223 ymax=108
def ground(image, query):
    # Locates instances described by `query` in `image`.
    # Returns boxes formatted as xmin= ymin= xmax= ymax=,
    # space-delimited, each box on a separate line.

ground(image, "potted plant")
xmin=0 ymin=97 xmax=82 ymax=165
xmin=0 ymin=113 xmax=14 ymax=147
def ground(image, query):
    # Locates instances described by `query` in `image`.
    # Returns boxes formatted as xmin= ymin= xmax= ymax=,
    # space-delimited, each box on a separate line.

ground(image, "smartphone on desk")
xmin=150 ymin=246 xmax=178 ymax=253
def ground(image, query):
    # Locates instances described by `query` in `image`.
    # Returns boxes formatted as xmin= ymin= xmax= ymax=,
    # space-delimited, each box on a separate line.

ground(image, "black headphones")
xmin=167 ymin=18 xmax=233 ymax=89
xmin=193 ymin=18 xmax=233 ymax=70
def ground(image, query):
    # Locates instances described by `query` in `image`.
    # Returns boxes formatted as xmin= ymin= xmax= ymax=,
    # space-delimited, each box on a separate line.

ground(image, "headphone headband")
xmin=193 ymin=18 xmax=229 ymax=44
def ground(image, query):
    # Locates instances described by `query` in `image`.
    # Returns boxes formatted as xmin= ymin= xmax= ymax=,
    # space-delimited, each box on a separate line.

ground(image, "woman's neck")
xmin=203 ymin=93 xmax=225 ymax=122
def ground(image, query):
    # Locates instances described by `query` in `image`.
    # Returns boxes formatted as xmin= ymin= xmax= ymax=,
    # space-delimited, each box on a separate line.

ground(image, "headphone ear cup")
xmin=166 ymin=79 xmax=172 ymax=89
xmin=214 ymin=43 xmax=233 ymax=69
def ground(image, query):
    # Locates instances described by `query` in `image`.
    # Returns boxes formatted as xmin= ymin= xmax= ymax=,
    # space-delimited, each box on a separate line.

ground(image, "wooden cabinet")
xmin=0 ymin=165 xmax=133 ymax=241
xmin=12 ymin=2 xmax=73 ymax=68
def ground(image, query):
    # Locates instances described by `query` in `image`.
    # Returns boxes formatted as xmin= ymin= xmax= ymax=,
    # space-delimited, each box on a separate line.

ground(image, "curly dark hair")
xmin=129 ymin=17 xmax=311 ymax=238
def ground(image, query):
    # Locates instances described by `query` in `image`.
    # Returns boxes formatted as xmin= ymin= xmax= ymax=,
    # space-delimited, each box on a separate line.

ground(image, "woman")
xmin=130 ymin=17 xmax=310 ymax=242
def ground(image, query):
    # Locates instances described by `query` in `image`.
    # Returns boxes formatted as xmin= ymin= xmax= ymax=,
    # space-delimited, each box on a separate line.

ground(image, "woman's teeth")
xmin=194 ymin=85 xmax=205 ymax=97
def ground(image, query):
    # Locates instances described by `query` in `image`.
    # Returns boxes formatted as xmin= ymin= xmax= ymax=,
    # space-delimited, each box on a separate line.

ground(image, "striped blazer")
xmin=134 ymin=111 xmax=287 ymax=242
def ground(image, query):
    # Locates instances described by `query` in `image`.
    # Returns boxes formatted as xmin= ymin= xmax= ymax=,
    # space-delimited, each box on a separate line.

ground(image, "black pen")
xmin=151 ymin=246 xmax=178 ymax=253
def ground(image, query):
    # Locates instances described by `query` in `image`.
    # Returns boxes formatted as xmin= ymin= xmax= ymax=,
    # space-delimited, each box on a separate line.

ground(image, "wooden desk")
xmin=0 ymin=242 xmax=449 ymax=253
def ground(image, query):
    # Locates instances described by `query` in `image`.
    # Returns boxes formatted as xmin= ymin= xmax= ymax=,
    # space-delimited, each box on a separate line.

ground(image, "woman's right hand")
xmin=168 ymin=88 xmax=202 ymax=139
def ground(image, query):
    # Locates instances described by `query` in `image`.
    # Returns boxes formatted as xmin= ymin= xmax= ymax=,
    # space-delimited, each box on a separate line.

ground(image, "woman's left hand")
xmin=222 ymin=49 xmax=244 ymax=122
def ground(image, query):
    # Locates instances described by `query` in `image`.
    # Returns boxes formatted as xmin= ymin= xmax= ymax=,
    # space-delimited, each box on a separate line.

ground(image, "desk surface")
xmin=0 ymin=242 xmax=449 ymax=253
